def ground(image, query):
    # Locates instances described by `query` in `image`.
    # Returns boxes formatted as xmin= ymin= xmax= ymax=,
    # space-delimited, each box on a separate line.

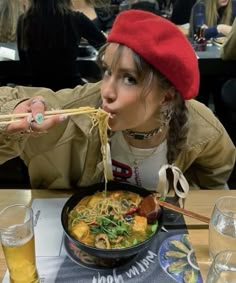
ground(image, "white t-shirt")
xmin=110 ymin=131 xmax=167 ymax=191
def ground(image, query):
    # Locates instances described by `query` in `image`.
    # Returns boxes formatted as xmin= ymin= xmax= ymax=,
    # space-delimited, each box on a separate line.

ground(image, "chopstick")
xmin=0 ymin=108 xmax=107 ymax=125
xmin=157 ymin=199 xmax=210 ymax=224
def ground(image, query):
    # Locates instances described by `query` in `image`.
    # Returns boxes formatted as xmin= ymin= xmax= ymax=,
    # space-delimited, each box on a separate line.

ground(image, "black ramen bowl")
xmin=61 ymin=181 xmax=163 ymax=267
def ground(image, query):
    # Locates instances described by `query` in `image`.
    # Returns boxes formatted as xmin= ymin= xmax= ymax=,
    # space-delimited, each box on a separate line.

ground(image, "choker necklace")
xmin=124 ymin=127 xmax=162 ymax=140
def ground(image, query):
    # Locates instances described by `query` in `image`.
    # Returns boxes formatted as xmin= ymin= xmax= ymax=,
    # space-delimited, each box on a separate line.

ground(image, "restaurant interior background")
xmin=0 ymin=0 xmax=235 ymax=189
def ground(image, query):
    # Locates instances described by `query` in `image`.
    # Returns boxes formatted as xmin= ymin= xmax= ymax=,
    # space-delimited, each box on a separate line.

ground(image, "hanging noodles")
xmin=86 ymin=107 xmax=111 ymax=185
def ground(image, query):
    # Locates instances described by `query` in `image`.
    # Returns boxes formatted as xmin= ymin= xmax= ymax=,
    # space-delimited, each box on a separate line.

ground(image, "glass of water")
xmin=206 ymin=250 xmax=236 ymax=283
xmin=209 ymin=196 xmax=236 ymax=259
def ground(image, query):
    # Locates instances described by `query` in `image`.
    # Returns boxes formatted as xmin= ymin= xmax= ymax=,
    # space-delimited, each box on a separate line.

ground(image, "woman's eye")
xmin=124 ymin=75 xmax=137 ymax=85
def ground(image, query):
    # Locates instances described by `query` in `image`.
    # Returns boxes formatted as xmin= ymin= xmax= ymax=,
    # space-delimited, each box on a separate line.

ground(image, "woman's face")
xmin=218 ymin=0 xmax=229 ymax=7
xmin=101 ymin=43 xmax=167 ymax=132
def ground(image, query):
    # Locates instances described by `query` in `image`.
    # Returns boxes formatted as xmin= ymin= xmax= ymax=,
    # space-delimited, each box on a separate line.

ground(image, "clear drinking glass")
xmin=206 ymin=250 xmax=236 ymax=283
xmin=209 ymin=196 xmax=236 ymax=259
xmin=0 ymin=204 xmax=39 ymax=283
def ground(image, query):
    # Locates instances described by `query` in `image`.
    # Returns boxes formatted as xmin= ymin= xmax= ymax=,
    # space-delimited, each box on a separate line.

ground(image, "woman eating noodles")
xmin=0 ymin=10 xmax=235 ymax=198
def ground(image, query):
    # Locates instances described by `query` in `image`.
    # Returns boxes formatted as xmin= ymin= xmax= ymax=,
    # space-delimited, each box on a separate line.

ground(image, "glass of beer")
xmin=206 ymin=250 xmax=236 ymax=283
xmin=208 ymin=196 xmax=236 ymax=259
xmin=0 ymin=204 xmax=39 ymax=283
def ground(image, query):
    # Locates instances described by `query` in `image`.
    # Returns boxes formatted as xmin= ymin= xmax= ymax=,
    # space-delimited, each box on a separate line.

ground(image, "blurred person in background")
xmin=72 ymin=0 xmax=115 ymax=33
xmin=189 ymin=0 xmax=236 ymax=40
xmin=0 ymin=0 xmax=24 ymax=42
xmin=170 ymin=0 xmax=197 ymax=36
xmin=220 ymin=17 xmax=236 ymax=59
xmin=191 ymin=0 xmax=236 ymax=142
xmin=19 ymin=0 xmax=29 ymax=11
xmin=219 ymin=20 xmax=236 ymax=186
xmin=219 ymin=18 xmax=236 ymax=144
xmin=17 ymin=0 xmax=106 ymax=91
xmin=171 ymin=0 xmax=196 ymax=25
xmin=130 ymin=0 xmax=161 ymax=15
xmin=157 ymin=0 xmax=174 ymax=18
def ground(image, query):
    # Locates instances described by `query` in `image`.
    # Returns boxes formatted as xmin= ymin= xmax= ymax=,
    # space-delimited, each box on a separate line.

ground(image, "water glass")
xmin=0 ymin=204 xmax=39 ymax=283
xmin=209 ymin=196 xmax=236 ymax=259
xmin=206 ymin=250 xmax=236 ymax=283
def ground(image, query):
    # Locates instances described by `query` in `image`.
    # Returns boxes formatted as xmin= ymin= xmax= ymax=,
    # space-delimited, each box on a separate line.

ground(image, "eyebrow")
xmin=118 ymin=68 xmax=137 ymax=75
xmin=103 ymin=61 xmax=137 ymax=75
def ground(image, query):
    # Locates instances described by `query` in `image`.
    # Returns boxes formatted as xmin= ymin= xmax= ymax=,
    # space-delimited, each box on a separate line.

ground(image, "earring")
xmin=160 ymin=107 xmax=173 ymax=128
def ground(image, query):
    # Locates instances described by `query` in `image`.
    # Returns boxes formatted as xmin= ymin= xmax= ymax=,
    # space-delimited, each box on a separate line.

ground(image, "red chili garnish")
xmin=125 ymin=206 xmax=138 ymax=215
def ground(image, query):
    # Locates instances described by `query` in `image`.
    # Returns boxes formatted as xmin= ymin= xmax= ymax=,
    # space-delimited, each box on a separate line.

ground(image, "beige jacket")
xmin=0 ymin=82 xmax=235 ymax=189
xmin=221 ymin=18 xmax=236 ymax=60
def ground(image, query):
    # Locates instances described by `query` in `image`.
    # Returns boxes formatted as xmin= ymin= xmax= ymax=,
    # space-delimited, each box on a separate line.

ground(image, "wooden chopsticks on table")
xmin=157 ymin=199 xmax=210 ymax=224
xmin=0 ymin=108 xmax=105 ymax=125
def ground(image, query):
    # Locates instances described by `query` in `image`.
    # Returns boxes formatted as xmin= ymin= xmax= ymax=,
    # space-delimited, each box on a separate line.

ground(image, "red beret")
xmin=107 ymin=10 xmax=199 ymax=100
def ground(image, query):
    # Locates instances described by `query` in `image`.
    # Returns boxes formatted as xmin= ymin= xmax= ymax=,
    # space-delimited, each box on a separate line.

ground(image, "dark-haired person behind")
xmin=170 ymin=0 xmax=197 ymax=25
xmin=94 ymin=6 xmax=115 ymax=31
xmin=71 ymin=0 xmax=115 ymax=33
xmin=17 ymin=0 xmax=106 ymax=91
xmin=131 ymin=0 xmax=161 ymax=15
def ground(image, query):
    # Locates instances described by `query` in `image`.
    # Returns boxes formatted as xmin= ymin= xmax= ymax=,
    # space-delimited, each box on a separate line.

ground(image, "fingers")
xmin=7 ymin=116 xmax=31 ymax=134
xmin=7 ymin=96 xmax=47 ymax=134
xmin=29 ymin=114 xmax=65 ymax=133
xmin=6 ymin=96 xmax=68 ymax=134
xmin=29 ymin=97 xmax=47 ymax=124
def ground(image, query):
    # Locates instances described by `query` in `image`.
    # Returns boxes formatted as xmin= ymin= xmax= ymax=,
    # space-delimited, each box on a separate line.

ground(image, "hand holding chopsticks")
xmin=0 ymin=96 xmax=109 ymax=135
xmin=0 ymin=107 xmax=106 ymax=125
xmin=2 ymin=97 xmax=50 ymax=134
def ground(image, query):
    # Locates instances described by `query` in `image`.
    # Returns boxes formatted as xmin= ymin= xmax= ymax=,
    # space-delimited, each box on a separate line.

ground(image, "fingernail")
xmin=59 ymin=114 xmax=68 ymax=121
xmin=35 ymin=113 xmax=44 ymax=124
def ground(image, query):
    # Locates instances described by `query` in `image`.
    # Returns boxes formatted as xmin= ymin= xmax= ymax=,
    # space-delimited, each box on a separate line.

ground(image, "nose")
xmin=101 ymin=77 xmax=117 ymax=104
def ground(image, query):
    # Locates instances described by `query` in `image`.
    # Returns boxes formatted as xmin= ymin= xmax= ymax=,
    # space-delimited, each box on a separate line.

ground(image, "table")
xmin=0 ymin=189 xmax=236 ymax=282
xmin=195 ymin=43 xmax=236 ymax=77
